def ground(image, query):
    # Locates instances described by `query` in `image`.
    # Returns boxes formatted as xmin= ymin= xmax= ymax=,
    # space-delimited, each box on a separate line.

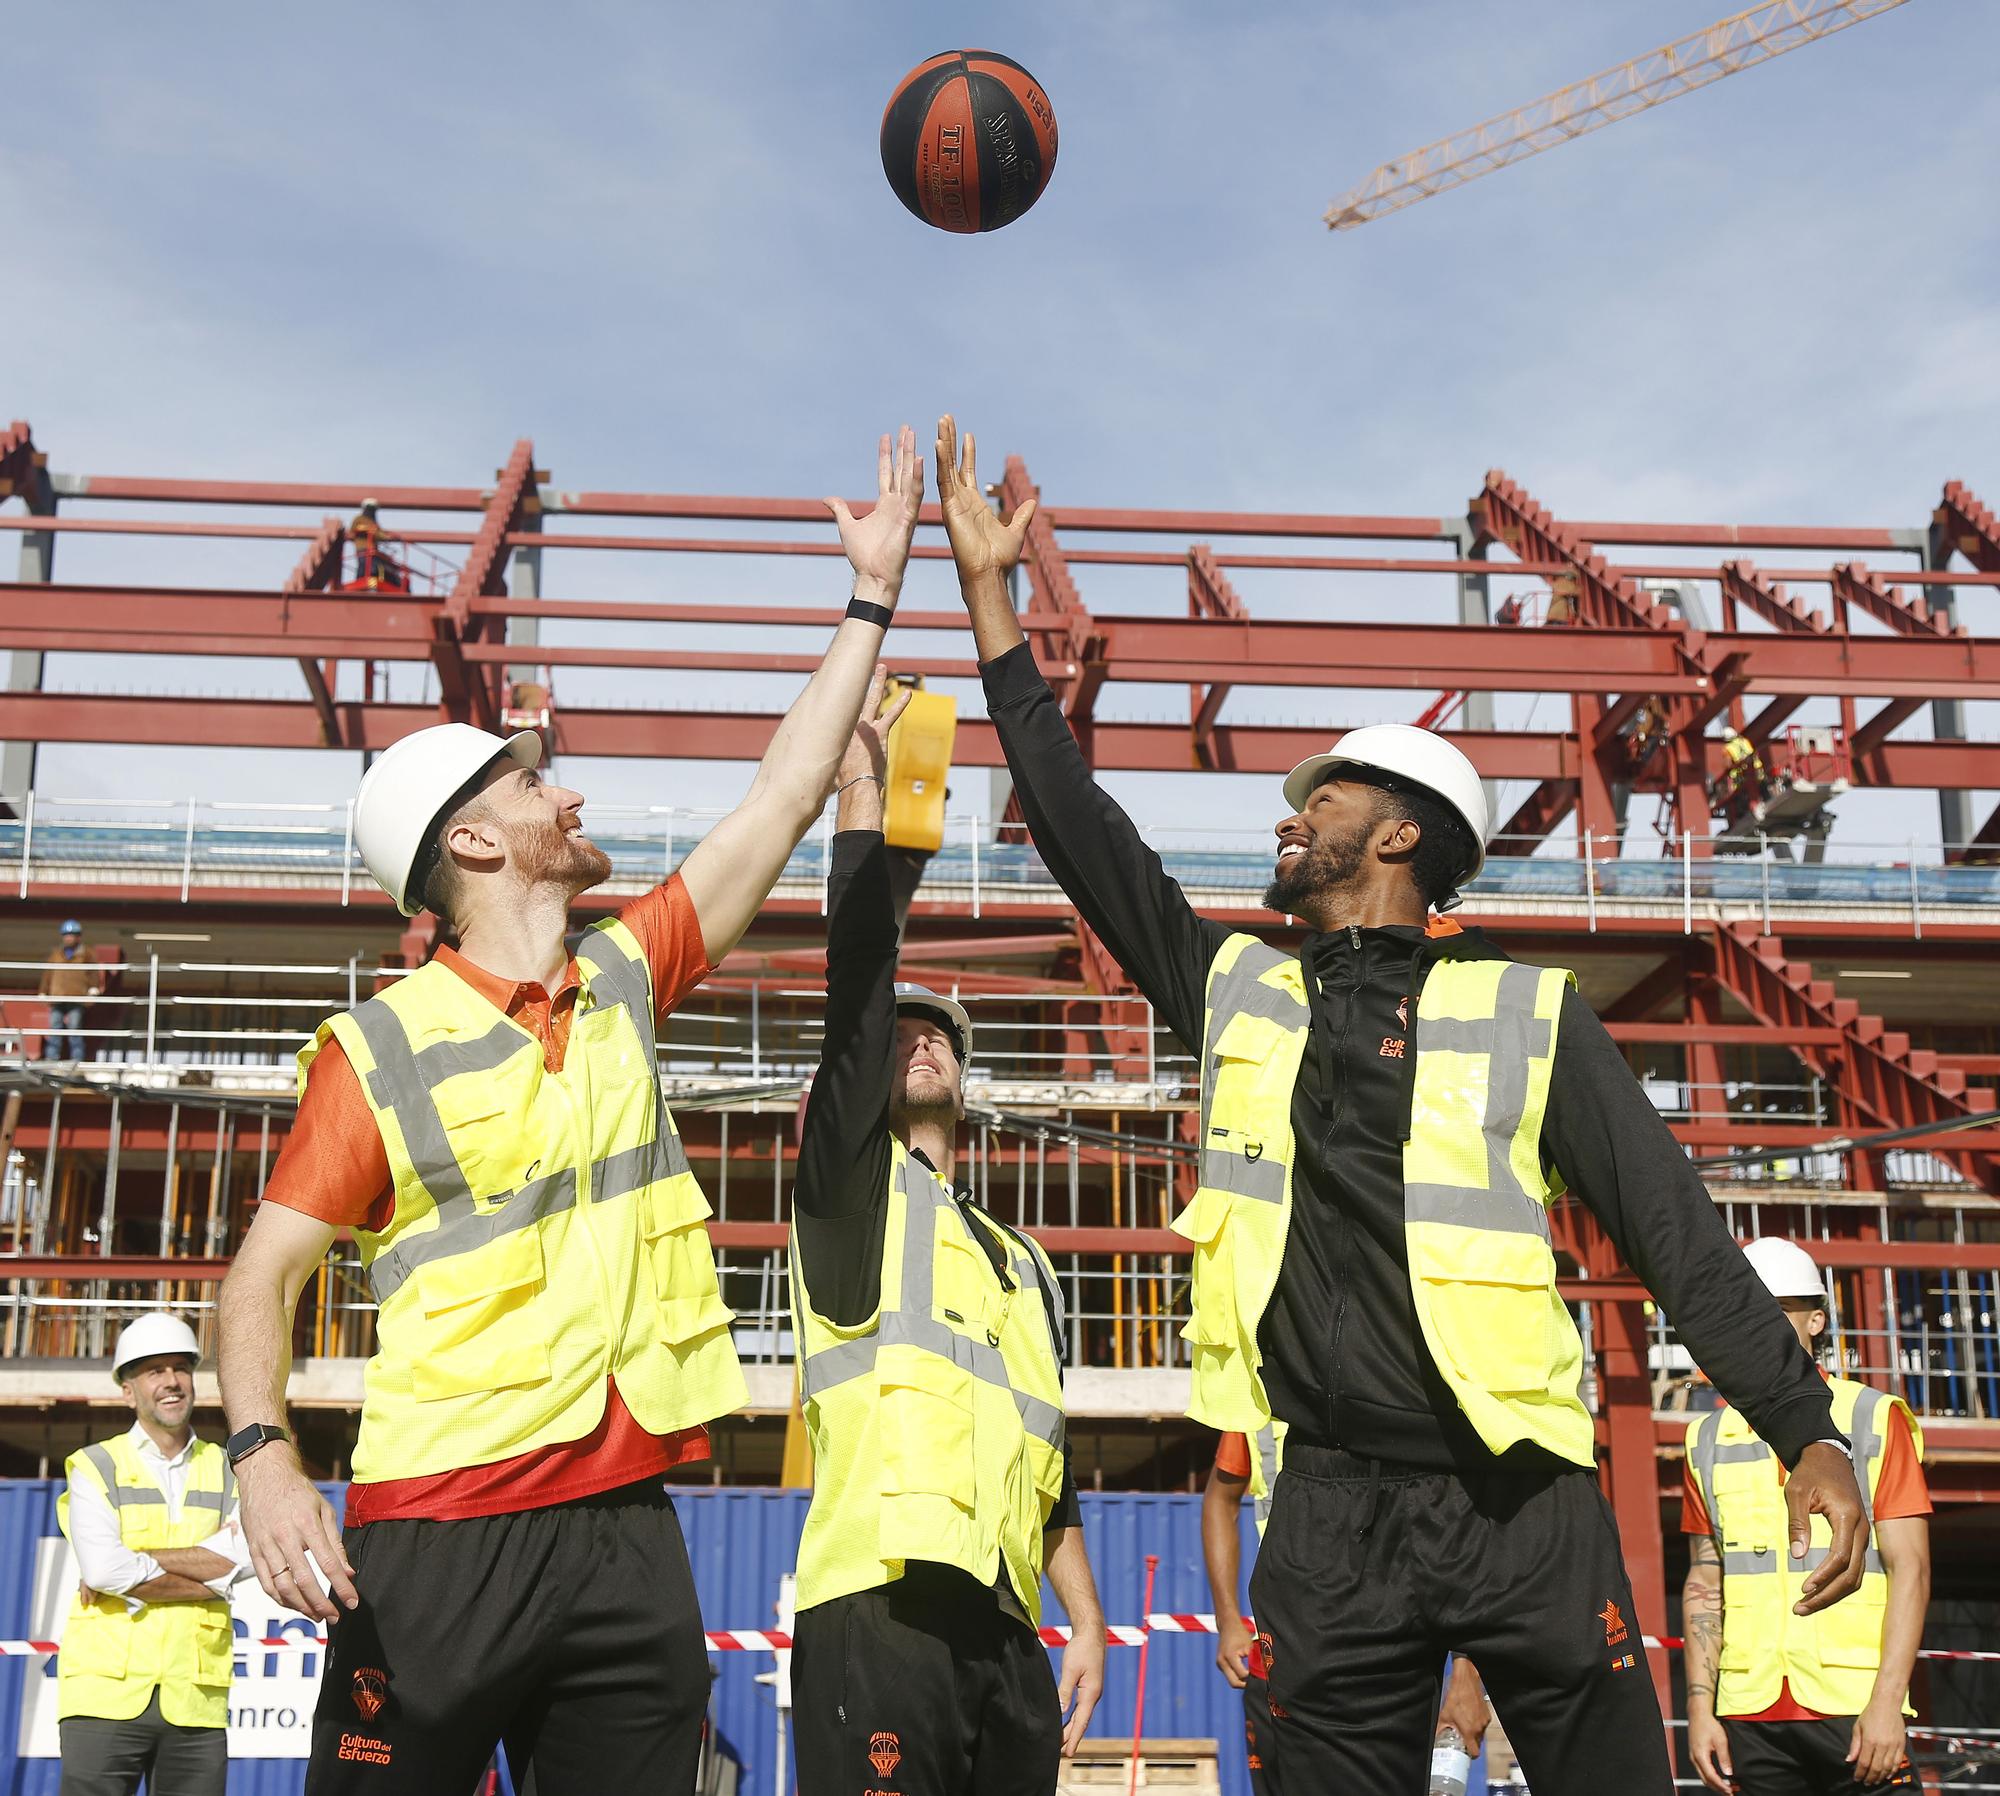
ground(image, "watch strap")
xmin=226 ymin=1422 xmax=291 ymax=1465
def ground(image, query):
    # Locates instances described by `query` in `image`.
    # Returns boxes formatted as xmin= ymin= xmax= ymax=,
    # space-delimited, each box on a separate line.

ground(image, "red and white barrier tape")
xmin=6 ymin=1616 xmax=1998 ymax=1663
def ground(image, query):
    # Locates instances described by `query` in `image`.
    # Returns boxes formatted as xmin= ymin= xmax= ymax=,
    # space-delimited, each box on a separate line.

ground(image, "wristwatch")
xmin=1810 ymin=1435 xmax=1854 ymax=1460
xmin=225 ymin=1422 xmax=292 ymax=1466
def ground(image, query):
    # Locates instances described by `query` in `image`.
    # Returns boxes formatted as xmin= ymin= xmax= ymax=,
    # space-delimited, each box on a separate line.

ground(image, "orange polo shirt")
xmin=262 ymin=877 xmax=716 ymax=1524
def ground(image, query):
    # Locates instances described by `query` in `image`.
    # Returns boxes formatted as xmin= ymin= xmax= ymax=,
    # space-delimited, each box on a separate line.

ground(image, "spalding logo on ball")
xmin=881 ymin=50 xmax=1057 ymax=233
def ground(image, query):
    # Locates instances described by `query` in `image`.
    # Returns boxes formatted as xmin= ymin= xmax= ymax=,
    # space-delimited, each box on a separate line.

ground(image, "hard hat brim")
xmin=1280 ymin=749 xmax=1488 ymax=881
xmin=893 ymin=985 xmax=973 ymax=1062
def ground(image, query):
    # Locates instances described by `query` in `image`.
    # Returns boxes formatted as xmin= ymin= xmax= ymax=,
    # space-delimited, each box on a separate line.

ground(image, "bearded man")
xmin=218 ymin=425 xmax=926 ymax=1795
xmin=931 ymin=412 xmax=1867 ymax=1796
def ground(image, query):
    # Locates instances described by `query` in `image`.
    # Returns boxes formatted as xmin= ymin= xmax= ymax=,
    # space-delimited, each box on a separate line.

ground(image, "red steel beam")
xmin=1934 ymin=481 xmax=2000 ymax=575
xmin=1830 ymin=563 xmax=1963 ymax=639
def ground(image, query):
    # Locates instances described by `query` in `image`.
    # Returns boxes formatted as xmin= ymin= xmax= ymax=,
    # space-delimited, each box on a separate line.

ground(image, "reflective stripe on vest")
xmin=1179 ymin=934 xmax=1591 ymax=1466
xmin=791 ymin=1144 xmax=1068 ymax=1619
xmin=57 ymin=1436 xmax=235 ymax=1728
xmin=1685 ymin=1378 xmax=1917 ymax=1718
xmin=300 ymin=917 xmax=745 ymax=1482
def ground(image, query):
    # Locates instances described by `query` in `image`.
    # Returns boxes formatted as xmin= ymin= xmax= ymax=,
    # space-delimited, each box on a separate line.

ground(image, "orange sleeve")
xmin=1213 ymin=1432 xmax=1252 ymax=1479
xmin=259 ymin=1038 xmax=395 ymax=1232
xmin=617 ymin=875 xmax=716 ymax=1023
xmin=1870 ymin=1407 xmax=1932 ymax=1521
xmin=1679 ymin=1458 xmax=1714 ymax=1536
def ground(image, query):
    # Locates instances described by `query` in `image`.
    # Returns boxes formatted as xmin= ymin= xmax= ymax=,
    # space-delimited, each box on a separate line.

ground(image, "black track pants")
xmin=1248 ymin=1444 xmax=1672 ymax=1796
xmin=1243 ymin=1672 xmax=1283 ymax=1796
xmin=304 ymin=1480 xmax=709 ymax=1796
xmin=1721 ymin=1717 xmax=1919 ymax=1795
xmin=791 ymin=1565 xmax=1062 ymax=1796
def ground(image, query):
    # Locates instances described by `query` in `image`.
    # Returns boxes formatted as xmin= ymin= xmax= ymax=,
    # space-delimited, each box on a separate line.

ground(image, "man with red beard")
xmin=218 ymin=427 xmax=925 ymax=1795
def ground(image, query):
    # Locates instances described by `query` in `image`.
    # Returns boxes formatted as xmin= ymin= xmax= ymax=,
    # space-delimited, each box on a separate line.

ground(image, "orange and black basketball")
xmin=880 ymin=50 xmax=1057 ymax=233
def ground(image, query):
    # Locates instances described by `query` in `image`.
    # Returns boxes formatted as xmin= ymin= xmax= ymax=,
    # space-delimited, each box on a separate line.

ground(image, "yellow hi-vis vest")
xmin=790 ymin=1141 xmax=1069 ymax=1621
xmin=1247 ymin=1418 xmax=1286 ymax=1537
xmin=1687 ymin=1377 xmax=1920 ymax=1718
xmin=300 ymin=919 xmax=747 ymax=1482
xmin=56 ymin=1435 xmax=236 ymax=1727
xmin=1172 ymin=934 xmax=1594 ymax=1466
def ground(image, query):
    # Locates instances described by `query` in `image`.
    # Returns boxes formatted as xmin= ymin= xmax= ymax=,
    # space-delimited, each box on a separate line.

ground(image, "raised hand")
xmin=840 ymin=663 xmax=915 ymax=788
xmin=825 ymin=425 xmax=924 ymax=607
xmin=935 ymin=414 xmax=1036 ymax=587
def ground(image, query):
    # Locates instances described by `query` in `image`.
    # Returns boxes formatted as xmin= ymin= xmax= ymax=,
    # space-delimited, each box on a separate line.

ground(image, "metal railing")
xmin=6 ymin=791 xmax=1999 ymax=932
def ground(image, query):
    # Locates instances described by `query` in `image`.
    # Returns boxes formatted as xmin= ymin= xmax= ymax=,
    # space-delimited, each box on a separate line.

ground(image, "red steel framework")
xmin=5 ymin=422 xmax=2000 ymax=1717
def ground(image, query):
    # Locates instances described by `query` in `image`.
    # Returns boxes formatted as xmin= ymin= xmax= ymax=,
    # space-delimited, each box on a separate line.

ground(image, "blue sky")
xmin=4 ymin=0 xmax=1996 ymax=851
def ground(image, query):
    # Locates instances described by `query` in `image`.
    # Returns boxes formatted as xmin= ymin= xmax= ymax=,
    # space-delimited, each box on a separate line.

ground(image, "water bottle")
xmin=1428 ymin=1723 xmax=1471 ymax=1796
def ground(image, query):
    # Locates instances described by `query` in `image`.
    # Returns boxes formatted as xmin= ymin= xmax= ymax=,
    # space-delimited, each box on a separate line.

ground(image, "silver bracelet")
xmin=834 ymin=774 xmax=886 ymax=798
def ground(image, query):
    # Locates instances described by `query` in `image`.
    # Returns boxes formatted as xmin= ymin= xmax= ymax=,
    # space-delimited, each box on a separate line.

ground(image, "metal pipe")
xmin=1584 ymin=829 xmax=1597 ymax=933
xmin=144 ymin=951 xmax=159 ymax=1068
xmin=15 ymin=789 xmax=32 ymax=900
xmin=180 ymin=797 xmax=196 ymax=902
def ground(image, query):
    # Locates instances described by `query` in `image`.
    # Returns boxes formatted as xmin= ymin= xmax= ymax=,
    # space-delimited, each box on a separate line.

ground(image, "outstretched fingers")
xmin=876 ymin=432 xmax=893 ymax=499
xmin=935 ymin=414 xmax=961 ymax=496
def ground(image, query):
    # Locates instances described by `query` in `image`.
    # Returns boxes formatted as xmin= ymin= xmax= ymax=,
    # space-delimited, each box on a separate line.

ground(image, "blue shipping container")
xmin=0 ymin=1479 xmax=1475 ymax=1796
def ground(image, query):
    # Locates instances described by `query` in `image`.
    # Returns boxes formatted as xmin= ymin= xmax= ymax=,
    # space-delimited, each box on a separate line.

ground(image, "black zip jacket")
xmin=793 ymin=826 xmax=1081 ymax=1535
xmin=982 ymin=642 xmax=1837 ymax=1471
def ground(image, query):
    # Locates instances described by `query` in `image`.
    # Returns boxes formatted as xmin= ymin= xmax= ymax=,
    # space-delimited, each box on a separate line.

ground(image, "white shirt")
xmin=67 ymin=1422 xmax=253 ymax=1608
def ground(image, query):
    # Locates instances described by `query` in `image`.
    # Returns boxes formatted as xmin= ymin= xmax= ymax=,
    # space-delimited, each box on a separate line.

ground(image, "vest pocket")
xmin=878 ymin=1355 xmax=977 ymax=1510
xmin=59 ymin=1603 xmax=132 ymax=1678
xmin=645 ymin=1186 xmax=738 ymax=1345
xmin=194 ymin=1608 xmax=236 ymax=1687
xmin=1172 ymin=1186 xmax=1237 ymax=1346
xmin=1412 ymin=1229 xmax=1558 ymax=1394
xmin=1813 ymin=1586 xmax=1887 ymax=1669
xmin=411 ymin=1228 xmax=553 ymax=1402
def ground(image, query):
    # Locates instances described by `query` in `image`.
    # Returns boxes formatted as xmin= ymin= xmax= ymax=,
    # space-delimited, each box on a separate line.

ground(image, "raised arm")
xmin=791 ymin=672 xmax=915 ymax=1324
xmin=680 ymin=426 xmax=924 ymax=965
xmin=218 ymin=1200 xmax=356 ymax=1621
xmin=936 ymin=415 xmax=1223 ymax=1049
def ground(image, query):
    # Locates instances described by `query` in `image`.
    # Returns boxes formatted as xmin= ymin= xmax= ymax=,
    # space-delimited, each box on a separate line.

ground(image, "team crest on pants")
xmin=351 ymin=1667 xmax=387 ymax=1720
xmin=868 ymin=1731 xmax=902 ymax=1777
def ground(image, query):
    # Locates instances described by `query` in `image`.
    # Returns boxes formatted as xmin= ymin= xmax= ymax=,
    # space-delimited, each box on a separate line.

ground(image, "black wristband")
xmin=846 ymin=596 xmax=894 ymax=629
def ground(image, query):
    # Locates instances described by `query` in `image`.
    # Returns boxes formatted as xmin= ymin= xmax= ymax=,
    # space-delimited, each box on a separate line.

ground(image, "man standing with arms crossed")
xmin=57 ymin=1313 xmax=251 ymax=1796
xmin=1684 ymin=1238 xmax=1930 ymax=1794
xmin=785 ymin=670 xmax=1105 ymax=1794
xmin=217 ymin=426 xmax=925 ymax=1795
xmin=933 ymin=414 xmax=1868 ymax=1795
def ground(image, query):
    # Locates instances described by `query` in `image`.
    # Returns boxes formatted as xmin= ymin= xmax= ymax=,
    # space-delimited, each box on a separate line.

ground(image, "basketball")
xmin=880 ymin=50 xmax=1057 ymax=233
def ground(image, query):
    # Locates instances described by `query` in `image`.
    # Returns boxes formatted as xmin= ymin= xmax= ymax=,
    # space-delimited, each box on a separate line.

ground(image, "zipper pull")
xmin=1347 ymin=925 xmax=1362 ymax=951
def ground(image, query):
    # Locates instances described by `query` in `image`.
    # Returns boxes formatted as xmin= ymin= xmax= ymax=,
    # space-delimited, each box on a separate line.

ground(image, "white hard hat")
xmin=894 ymin=982 xmax=973 ymax=1064
xmin=1742 ymin=1237 xmax=1828 ymax=1302
xmin=111 ymin=1313 xmax=201 ymax=1380
xmin=1282 ymin=723 xmax=1490 ymax=883
xmin=355 ymin=724 xmax=541 ymax=916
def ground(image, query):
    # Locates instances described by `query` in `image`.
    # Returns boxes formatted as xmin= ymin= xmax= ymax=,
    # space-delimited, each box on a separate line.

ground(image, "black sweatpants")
xmin=1721 ymin=1717 xmax=1919 ymax=1794
xmin=791 ymin=1564 xmax=1062 ymax=1796
xmin=1248 ymin=1444 xmax=1671 ymax=1796
xmin=1243 ymin=1671 xmax=1282 ymax=1796
xmin=304 ymin=1479 xmax=709 ymax=1796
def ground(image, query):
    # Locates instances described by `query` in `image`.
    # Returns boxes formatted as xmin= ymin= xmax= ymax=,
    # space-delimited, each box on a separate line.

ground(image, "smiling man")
xmin=217 ymin=427 xmax=925 ymax=1795
xmin=933 ymin=413 xmax=1868 ymax=1796
xmin=785 ymin=671 xmax=1104 ymax=1796
xmin=58 ymin=1313 xmax=251 ymax=1796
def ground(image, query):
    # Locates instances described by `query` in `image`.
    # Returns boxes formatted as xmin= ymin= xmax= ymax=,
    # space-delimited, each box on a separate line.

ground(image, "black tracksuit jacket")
xmin=981 ymin=642 xmax=1836 ymax=1472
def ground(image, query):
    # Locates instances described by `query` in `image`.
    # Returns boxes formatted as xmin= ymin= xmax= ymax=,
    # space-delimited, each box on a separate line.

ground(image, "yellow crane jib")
xmin=882 ymin=675 xmax=957 ymax=853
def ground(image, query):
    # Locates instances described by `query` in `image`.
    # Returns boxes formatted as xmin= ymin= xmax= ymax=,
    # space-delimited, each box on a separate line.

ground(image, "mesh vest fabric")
xmin=56 ymin=1436 xmax=236 ymax=1726
xmin=298 ymin=918 xmax=745 ymax=1482
xmin=1174 ymin=933 xmax=1594 ymax=1466
xmin=1687 ymin=1377 xmax=1920 ymax=1717
xmin=790 ymin=1141 xmax=1068 ymax=1620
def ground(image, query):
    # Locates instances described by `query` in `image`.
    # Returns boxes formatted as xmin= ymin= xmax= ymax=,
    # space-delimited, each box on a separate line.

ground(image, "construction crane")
xmin=1326 ymin=0 xmax=1913 ymax=230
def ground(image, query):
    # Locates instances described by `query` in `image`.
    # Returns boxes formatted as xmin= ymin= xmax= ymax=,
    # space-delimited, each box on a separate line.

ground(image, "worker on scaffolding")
xmin=785 ymin=668 xmax=1105 ymax=1795
xmin=933 ymin=414 xmax=1868 ymax=1796
xmin=215 ymin=426 xmax=927 ymax=1796
xmin=56 ymin=1313 xmax=252 ymax=1796
xmin=1717 ymin=732 xmax=1773 ymax=818
xmin=1201 ymin=1425 xmax=1490 ymax=1794
xmin=1683 ymin=1238 xmax=1930 ymax=1795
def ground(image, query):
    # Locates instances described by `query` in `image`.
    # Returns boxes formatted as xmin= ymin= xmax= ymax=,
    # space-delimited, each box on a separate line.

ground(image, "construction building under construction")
xmin=2 ymin=420 xmax=1998 ymax=1731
